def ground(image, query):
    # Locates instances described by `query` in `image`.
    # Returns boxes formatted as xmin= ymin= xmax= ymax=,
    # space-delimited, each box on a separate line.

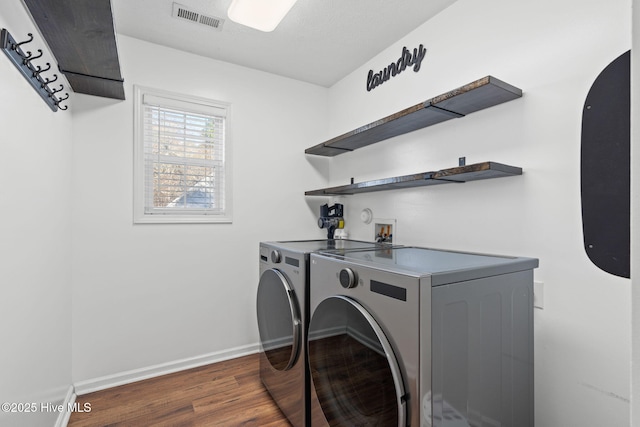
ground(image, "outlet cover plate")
xmin=534 ymin=280 xmax=544 ymax=309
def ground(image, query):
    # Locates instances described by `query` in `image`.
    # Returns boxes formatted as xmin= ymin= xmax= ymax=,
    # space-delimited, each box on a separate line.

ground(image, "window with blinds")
xmin=134 ymin=87 xmax=231 ymax=223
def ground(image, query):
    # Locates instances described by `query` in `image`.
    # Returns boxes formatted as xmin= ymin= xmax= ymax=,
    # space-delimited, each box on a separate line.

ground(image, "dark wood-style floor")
xmin=68 ymin=353 xmax=291 ymax=427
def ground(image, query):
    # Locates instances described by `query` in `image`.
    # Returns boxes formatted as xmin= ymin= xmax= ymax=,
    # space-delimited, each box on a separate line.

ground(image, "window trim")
xmin=133 ymin=85 xmax=233 ymax=224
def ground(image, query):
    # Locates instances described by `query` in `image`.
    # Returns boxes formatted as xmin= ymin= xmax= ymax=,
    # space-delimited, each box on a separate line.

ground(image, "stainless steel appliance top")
xmin=316 ymin=246 xmax=539 ymax=285
xmin=262 ymin=239 xmax=392 ymax=254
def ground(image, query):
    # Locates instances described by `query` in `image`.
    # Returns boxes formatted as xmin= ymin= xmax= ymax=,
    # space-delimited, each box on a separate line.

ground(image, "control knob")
xmin=339 ymin=268 xmax=358 ymax=289
xmin=271 ymin=250 xmax=282 ymax=263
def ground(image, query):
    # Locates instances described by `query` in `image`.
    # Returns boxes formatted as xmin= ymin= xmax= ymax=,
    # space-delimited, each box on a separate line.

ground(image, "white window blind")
xmin=134 ymin=87 xmax=231 ymax=223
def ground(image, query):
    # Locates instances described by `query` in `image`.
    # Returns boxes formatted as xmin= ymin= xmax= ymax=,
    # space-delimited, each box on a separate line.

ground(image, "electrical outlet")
xmin=373 ymin=219 xmax=395 ymax=243
xmin=534 ymin=281 xmax=544 ymax=309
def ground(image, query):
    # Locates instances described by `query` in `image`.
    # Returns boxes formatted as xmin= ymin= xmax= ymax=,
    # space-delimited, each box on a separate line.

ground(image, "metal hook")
xmin=33 ymin=62 xmax=51 ymax=76
xmin=50 ymin=84 xmax=64 ymax=94
xmin=56 ymin=93 xmax=69 ymax=103
xmin=18 ymin=50 xmax=32 ymax=60
xmin=58 ymin=104 xmax=68 ymax=111
xmin=44 ymin=74 xmax=58 ymax=85
xmin=23 ymin=49 xmax=43 ymax=64
xmin=12 ymin=33 xmax=33 ymax=50
xmin=42 ymin=74 xmax=58 ymax=89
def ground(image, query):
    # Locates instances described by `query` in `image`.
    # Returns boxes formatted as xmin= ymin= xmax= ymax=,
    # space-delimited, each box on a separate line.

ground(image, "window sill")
xmin=133 ymin=214 xmax=232 ymax=224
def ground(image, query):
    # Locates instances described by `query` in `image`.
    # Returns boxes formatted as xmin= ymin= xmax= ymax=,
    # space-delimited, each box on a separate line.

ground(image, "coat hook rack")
xmin=1 ymin=28 xmax=69 ymax=112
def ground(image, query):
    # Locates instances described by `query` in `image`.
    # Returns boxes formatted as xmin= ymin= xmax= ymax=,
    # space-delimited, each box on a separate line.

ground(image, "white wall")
xmin=0 ymin=2 xmax=73 ymax=426
xmin=632 ymin=0 xmax=639 ymax=425
xmin=324 ymin=0 xmax=631 ymax=426
xmin=1 ymin=1 xmax=634 ymax=425
xmin=71 ymin=35 xmax=328 ymax=384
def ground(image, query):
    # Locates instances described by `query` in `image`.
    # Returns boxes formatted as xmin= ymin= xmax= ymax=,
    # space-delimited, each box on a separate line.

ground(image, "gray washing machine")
xmin=257 ymin=239 xmax=395 ymax=427
xmin=307 ymin=246 xmax=539 ymax=427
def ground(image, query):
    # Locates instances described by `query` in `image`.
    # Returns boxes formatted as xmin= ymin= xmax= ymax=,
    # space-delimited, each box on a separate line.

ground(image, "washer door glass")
xmin=308 ymin=295 xmax=406 ymax=427
xmin=257 ymin=269 xmax=301 ymax=371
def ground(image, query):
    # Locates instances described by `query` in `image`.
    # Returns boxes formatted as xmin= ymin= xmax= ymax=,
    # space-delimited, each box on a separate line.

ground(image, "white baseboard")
xmin=54 ymin=385 xmax=76 ymax=427
xmin=74 ymin=343 xmax=260 ymax=396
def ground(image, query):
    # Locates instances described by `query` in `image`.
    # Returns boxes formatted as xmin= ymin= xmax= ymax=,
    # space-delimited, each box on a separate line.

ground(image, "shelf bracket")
xmin=424 ymin=172 xmax=467 ymax=183
xmin=59 ymin=67 xmax=125 ymax=83
xmin=323 ymin=145 xmax=352 ymax=152
xmin=425 ymin=103 xmax=465 ymax=118
xmin=431 ymin=177 xmax=466 ymax=183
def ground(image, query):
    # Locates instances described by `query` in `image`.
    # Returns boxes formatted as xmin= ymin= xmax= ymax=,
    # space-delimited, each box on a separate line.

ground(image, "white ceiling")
xmin=111 ymin=0 xmax=457 ymax=87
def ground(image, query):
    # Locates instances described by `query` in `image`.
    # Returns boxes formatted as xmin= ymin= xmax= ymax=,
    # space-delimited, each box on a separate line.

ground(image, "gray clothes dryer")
xmin=307 ymin=246 xmax=539 ymax=427
xmin=257 ymin=239 xmax=395 ymax=427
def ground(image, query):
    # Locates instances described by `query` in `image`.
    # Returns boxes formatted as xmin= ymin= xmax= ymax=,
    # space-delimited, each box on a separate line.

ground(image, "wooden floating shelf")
xmin=305 ymin=76 xmax=522 ymax=157
xmin=23 ymin=0 xmax=125 ymax=100
xmin=305 ymin=161 xmax=522 ymax=196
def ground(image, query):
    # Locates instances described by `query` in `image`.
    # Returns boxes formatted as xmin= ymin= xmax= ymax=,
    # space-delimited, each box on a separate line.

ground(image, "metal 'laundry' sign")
xmin=366 ymin=44 xmax=427 ymax=92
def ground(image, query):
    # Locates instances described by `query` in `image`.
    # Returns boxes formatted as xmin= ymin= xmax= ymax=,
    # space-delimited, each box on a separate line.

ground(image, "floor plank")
xmin=68 ymin=353 xmax=291 ymax=427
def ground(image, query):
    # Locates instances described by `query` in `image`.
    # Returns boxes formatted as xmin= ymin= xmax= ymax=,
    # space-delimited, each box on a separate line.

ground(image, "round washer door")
xmin=256 ymin=269 xmax=301 ymax=371
xmin=308 ymin=295 xmax=406 ymax=427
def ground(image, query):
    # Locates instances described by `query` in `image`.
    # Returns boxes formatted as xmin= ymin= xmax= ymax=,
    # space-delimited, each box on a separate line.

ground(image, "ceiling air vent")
xmin=172 ymin=3 xmax=224 ymax=31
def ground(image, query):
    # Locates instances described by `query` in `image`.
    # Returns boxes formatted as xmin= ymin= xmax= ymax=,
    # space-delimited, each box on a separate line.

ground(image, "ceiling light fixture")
xmin=227 ymin=0 xmax=297 ymax=32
